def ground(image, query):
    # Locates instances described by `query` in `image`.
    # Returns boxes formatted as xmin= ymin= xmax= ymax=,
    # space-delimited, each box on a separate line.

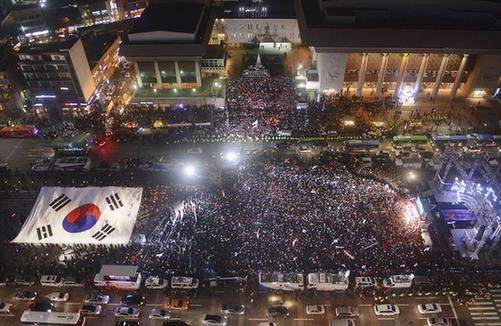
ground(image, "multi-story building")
xmin=120 ymin=1 xmax=226 ymax=106
xmin=294 ymin=0 xmax=501 ymax=101
xmin=83 ymin=32 xmax=121 ymax=88
xmin=18 ymin=38 xmax=96 ymax=110
xmin=117 ymin=0 xmax=148 ymax=19
xmin=78 ymin=0 xmax=120 ymax=27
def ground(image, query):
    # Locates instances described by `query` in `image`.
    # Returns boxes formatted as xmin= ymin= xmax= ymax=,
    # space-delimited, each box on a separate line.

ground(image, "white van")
xmin=329 ymin=319 xmax=356 ymax=326
xmin=171 ymin=276 xmax=199 ymax=290
xmin=40 ymin=275 xmax=64 ymax=287
xmin=383 ymin=274 xmax=414 ymax=289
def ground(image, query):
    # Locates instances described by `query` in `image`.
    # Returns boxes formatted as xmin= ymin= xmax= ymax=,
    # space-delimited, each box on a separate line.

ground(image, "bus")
xmin=393 ymin=135 xmax=428 ymax=146
xmin=20 ymin=311 xmax=85 ymax=325
xmin=0 ymin=125 xmax=38 ymax=138
xmin=343 ymin=140 xmax=380 ymax=155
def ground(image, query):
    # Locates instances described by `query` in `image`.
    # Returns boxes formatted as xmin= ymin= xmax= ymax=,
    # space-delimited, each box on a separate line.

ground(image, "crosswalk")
xmin=468 ymin=289 xmax=501 ymax=326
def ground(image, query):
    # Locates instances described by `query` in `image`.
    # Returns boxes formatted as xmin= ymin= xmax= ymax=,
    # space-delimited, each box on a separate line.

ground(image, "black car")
xmin=267 ymin=306 xmax=290 ymax=318
xmin=120 ymin=294 xmax=145 ymax=305
xmin=29 ymin=301 xmax=55 ymax=312
xmin=163 ymin=322 xmax=189 ymax=326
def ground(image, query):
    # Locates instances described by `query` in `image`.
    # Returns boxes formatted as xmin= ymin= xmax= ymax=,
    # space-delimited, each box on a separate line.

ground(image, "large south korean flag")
xmin=12 ymin=187 xmax=143 ymax=245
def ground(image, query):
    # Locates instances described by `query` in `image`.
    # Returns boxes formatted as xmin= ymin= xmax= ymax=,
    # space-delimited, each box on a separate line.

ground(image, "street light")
xmin=224 ymin=151 xmax=239 ymax=163
xmin=184 ymin=165 xmax=196 ymax=177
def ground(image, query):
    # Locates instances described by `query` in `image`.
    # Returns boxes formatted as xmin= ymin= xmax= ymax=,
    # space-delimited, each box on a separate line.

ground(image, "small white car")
xmin=62 ymin=277 xmax=85 ymax=287
xmin=115 ymin=306 xmax=140 ymax=318
xmin=40 ymin=275 xmax=64 ymax=287
xmin=373 ymin=304 xmax=400 ymax=316
xmin=149 ymin=308 xmax=170 ymax=320
xmin=0 ymin=302 xmax=13 ymax=314
xmin=46 ymin=292 xmax=70 ymax=302
xmin=79 ymin=304 xmax=102 ymax=316
xmin=257 ymin=323 xmax=277 ymax=326
xmin=84 ymin=293 xmax=110 ymax=304
xmin=335 ymin=306 xmax=360 ymax=317
xmin=145 ymin=276 xmax=168 ymax=289
xmin=418 ymin=303 xmax=442 ymax=314
xmin=306 ymin=305 xmax=325 ymax=315
xmin=427 ymin=317 xmax=450 ymax=326
xmin=355 ymin=277 xmax=377 ymax=288
xmin=202 ymin=314 xmax=227 ymax=325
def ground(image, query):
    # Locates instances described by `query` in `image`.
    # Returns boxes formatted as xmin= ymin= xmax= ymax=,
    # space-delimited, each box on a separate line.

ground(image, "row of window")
xmin=19 ymin=54 xmax=66 ymax=62
xmin=21 ymin=64 xmax=69 ymax=72
xmin=23 ymin=72 xmax=71 ymax=80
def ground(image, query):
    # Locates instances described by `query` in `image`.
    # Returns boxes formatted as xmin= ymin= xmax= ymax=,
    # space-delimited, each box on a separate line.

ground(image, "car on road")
xmin=14 ymin=275 xmax=35 ymax=286
xmin=427 ymin=317 xmax=451 ymax=326
xmin=418 ymin=303 xmax=442 ymax=314
xmin=46 ymin=292 xmax=70 ymax=302
xmin=297 ymin=145 xmax=312 ymax=153
xmin=115 ymin=321 xmax=139 ymax=326
xmin=115 ymin=306 xmax=140 ymax=318
xmin=220 ymin=303 xmax=245 ymax=315
xmin=165 ymin=297 xmax=190 ymax=310
xmin=62 ymin=277 xmax=86 ymax=287
xmin=149 ymin=308 xmax=170 ymax=320
xmin=258 ymin=323 xmax=277 ymax=326
xmin=145 ymin=276 xmax=168 ymax=289
xmin=187 ymin=147 xmax=203 ymax=154
xmin=306 ymin=305 xmax=325 ymax=315
xmin=329 ymin=319 xmax=356 ymax=326
xmin=29 ymin=301 xmax=55 ymax=312
xmin=202 ymin=314 xmax=227 ymax=325
xmin=0 ymin=302 xmax=13 ymax=314
xmin=373 ymin=304 xmax=400 ymax=316
xmin=121 ymin=293 xmax=145 ymax=305
xmin=13 ymin=290 xmax=37 ymax=301
xmin=355 ymin=276 xmax=377 ymax=288
xmin=40 ymin=275 xmax=64 ymax=287
xmin=0 ymin=277 xmax=7 ymax=287
xmin=79 ymin=304 xmax=102 ymax=316
xmin=163 ymin=321 xmax=190 ymax=326
xmin=335 ymin=306 xmax=360 ymax=317
xmin=267 ymin=306 xmax=290 ymax=318
xmin=85 ymin=293 xmax=110 ymax=304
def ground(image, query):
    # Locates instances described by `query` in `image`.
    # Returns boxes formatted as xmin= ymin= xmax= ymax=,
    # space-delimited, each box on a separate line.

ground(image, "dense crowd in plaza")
xmin=224 ymin=76 xmax=297 ymax=137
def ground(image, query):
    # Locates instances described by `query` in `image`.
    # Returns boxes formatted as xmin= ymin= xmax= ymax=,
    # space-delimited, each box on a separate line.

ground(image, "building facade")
xmin=18 ymin=38 xmax=96 ymax=110
xmin=295 ymin=0 xmax=501 ymax=101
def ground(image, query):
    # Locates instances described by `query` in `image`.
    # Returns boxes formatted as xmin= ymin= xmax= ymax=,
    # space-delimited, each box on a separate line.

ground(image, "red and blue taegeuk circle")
xmin=62 ymin=203 xmax=101 ymax=233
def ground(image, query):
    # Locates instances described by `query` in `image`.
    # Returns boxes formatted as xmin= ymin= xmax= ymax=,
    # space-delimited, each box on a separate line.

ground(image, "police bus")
xmin=343 ymin=140 xmax=380 ymax=155
xmin=20 ymin=311 xmax=85 ymax=326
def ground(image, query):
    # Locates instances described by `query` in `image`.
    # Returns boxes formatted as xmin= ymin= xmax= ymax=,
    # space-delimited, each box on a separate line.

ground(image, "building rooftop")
xmin=294 ymin=0 xmax=501 ymax=53
xmin=204 ymin=44 xmax=225 ymax=59
xmin=129 ymin=2 xmax=205 ymax=35
xmin=216 ymin=0 xmax=296 ymax=19
xmin=19 ymin=37 xmax=79 ymax=54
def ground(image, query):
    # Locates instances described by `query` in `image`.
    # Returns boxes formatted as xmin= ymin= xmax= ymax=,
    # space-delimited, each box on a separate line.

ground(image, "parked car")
xmin=201 ymin=314 xmax=227 ymax=325
xmin=46 ymin=292 xmax=70 ymax=302
xmin=114 ymin=306 xmax=140 ymax=318
xmin=62 ymin=277 xmax=85 ymax=287
xmin=14 ymin=275 xmax=35 ymax=287
xmin=373 ymin=304 xmax=400 ymax=316
xmin=220 ymin=304 xmax=245 ymax=315
xmin=427 ymin=317 xmax=451 ymax=326
xmin=84 ymin=293 xmax=110 ymax=304
xmin=418 ymin=303 xmax=442 ymax=314
xmin=29 ymin=301 xmax=55 ymax=312
xmin=40 ymin=275 xmax=64 ymax=287
xmin=79 ymin=304 xmax=102 ymax=316
xmin=335 ymin=306 xmax=360 ymax=317
xmin=306 ymin=305 xmax=325 ymax=315
xmin=121 ymin=294 xmax=145 ymax=306
xmin=355 ymin=277 xmax=377 ymax=288
xmin=165 ymin=297 xmax=189 ymax=310
xmin=145 ymin=276 xmax=168 ymax=289
xmin=0 ymin=302 xmax=13 ymax=314
xmin=115 ymin=321 xmax=139 ymax=326
xmin=267 ymin=306 xmax=290 ymax=318
xmin=13 ymin=290 xmax=37 ymax=301
xmin=149 ymin=308 xmax=170 ymax=320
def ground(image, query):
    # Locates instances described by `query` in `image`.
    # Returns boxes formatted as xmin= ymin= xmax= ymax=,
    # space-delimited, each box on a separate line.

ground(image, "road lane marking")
xmin=471 ymin=312 xmax=498 ymax=315
xmin=247 ymin=318 xmax=269 ymax=321
xmin=294 ymin=319 xmax=314 ymax=321
xmin=472 ymin=316 xmax=501 ymax=320
xmin=190 ymin=303 xmax=203 ymax=307
xmin=4 ymin=139 xmax=24 ymax=162
xmin=469 ymin=307 xmax=497 ymax=310
xmin=473 ymin=302 xmax=496 ymax=305
xmin=474 ymin=323 xmax=501 ymax=326
xmin=448 ymin=294 xmax=459 ymax=322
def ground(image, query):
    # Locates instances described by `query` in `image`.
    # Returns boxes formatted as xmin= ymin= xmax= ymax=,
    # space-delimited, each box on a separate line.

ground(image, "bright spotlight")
xmin=407 ymin=171 xmax=417 ymax=181
xmin=184 ymin=165 xmax=196 ymax=177
xmin=224 ymin=151 xmax=239 ymax=162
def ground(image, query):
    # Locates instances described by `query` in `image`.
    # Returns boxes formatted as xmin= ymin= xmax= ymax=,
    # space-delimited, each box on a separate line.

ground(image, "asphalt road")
xmin=0 ymin=284 xmax=481 ymax=326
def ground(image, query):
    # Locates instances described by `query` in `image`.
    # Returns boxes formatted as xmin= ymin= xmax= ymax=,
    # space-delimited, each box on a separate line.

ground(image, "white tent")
xmin=12 ymin=187 xmax=143 ymax=245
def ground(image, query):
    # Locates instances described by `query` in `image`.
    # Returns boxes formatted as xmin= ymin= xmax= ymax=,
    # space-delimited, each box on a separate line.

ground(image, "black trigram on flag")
xmin=106 ymin=193 xmax=123 ymax=211
xmin=49 ymin=194 xmax=71 ymax=212
xmin=92 ymin=223 xmax=115 ymax=241
xmin=36 ymin=224 xmax=53 ymax=240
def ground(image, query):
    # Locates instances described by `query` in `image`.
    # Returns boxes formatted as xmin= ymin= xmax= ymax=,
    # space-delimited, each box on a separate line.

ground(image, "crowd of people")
xmin=224 ymin=76 xmax=296 ymax=137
